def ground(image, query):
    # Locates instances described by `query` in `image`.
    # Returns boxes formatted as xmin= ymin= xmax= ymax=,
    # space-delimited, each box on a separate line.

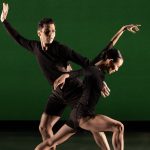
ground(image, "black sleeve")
xmin=58 ymin=42 xmax=112 ymax=78
xmin=68 ymin=69 xmax=84 ymax=78
xmin=3 ymin=20 xmax=35 ymax=52
xmin=91 ymin=41 xmax=113 ymax=64
xmin=59 ymin=44 xmax=92 ymax=68
xmin=68 ymin=66 xmax=98 ymax=78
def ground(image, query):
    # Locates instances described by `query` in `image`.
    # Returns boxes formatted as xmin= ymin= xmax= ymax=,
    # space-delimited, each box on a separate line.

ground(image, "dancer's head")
xmin=37 ymin=18 xmax=56 ymax=44
xmin=100 ymin=48 xmax=123 ymax=74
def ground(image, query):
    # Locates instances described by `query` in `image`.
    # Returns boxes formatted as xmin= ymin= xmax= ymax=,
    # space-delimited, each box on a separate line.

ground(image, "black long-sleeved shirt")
xmin=3 ymin=20 xmax=112 ymax=84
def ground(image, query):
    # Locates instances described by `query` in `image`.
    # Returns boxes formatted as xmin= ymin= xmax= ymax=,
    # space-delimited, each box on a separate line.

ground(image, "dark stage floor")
xmin=0 ymin=130 xmax=150 ymax=150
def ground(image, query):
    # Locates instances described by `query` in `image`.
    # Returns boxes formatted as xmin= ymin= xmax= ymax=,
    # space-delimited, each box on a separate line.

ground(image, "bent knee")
xmin=39 ymin=124 xmax=53 ymax=133
xmin=113 ymin=122 xmax=124 ymax=133
xmin=119 ymin=122 xmax=124 ymax=132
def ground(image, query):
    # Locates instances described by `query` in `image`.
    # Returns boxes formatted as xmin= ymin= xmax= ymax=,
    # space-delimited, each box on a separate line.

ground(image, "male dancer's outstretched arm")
xmin=1 ymin=3 xmax=35 ymax=52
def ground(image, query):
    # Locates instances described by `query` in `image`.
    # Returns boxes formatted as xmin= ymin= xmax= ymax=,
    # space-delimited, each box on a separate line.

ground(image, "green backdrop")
xmin=0 ymin=0 xmax=150 ymax=121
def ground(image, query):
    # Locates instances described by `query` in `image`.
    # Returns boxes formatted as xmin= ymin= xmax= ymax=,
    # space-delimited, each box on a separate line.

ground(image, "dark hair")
xmin=38 ymin=18 xmax=55 ymax=30
xmin=102 ymin=48 xmax=123 ymax=62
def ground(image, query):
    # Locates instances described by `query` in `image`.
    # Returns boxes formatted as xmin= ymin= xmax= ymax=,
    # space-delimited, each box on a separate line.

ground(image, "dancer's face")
xmin=107 ymin=58 xmax=123 ymax=74
xmin=38 ymin=23 xmax=56 ymax=44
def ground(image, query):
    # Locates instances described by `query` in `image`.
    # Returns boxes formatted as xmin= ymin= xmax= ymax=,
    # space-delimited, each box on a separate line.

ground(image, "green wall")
xmin=0 ymin=0 xmax=150 ymax=120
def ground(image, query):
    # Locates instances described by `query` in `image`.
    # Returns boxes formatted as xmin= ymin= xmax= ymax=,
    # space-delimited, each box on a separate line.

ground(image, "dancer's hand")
xmin=101 ymin=81 xmax=110 ymax=98
xmin=53 ymin=73 xmax=70 ymax=90
xmin=1 ymin=3 xmax=9 ymax=22
xmin=122 ymin=24 xmax=141 ymax=33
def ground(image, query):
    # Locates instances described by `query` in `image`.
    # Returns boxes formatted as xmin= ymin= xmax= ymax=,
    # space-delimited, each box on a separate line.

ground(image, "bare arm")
xmin=109 ymin=24 xmax=141 ymax=48
xmin=92 ymin=24 xmax=141 ymax=65
xmin=54 ymin=73 xmax=70 ymax=90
